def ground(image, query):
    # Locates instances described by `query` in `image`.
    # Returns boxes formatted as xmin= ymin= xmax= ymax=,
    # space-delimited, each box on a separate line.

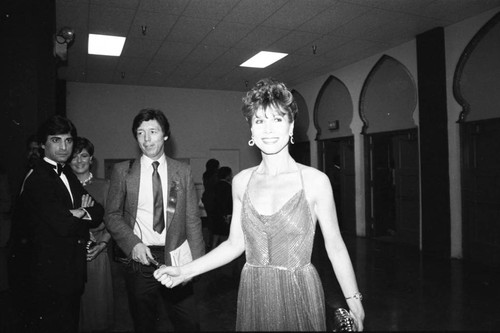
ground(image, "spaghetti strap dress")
xmin=236 ymin=168 xmax=326 ymax=331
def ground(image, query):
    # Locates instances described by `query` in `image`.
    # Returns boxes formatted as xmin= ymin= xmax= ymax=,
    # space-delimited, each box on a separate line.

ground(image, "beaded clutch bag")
xmin=333 ymin=308 xmax=357 ymax=332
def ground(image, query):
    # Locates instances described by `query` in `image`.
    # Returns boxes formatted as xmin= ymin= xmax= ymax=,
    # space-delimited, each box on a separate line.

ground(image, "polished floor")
xmin=2 ymin=233 xmax=499 ymax=332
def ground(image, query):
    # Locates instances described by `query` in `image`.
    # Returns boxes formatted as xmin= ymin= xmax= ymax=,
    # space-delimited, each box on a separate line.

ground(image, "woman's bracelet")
xmin=345 ymin=292 xmax=363 ymax=301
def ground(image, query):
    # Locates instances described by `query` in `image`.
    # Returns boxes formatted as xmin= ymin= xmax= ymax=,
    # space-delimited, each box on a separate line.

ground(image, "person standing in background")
xmin=105 ymin=108 xmax=205 ymax=332
xmin=26 ymin=134 xmax=42 ymax=170
xmin=21 ymin=115 xmax=104 ymax=333
xmin=70 ymin=137 xmax=113 ymax=332
xmin=201 ymin=159 xmax=219 ymax=251
xmin=211 ymin=166 xmax=232 ymax=248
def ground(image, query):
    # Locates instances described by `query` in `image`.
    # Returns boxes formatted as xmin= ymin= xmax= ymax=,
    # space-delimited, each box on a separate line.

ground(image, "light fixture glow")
xmin=88 ymin=34 xmax=126 ymax=56
xmin=240 ymin=51 xmax=288 ymax=68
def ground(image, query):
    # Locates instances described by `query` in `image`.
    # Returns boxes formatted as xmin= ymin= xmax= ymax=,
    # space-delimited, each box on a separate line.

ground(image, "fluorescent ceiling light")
xmin=88 ymin=34 xmax=126 ymax=56
xmin=240 ymin=51 xmax=288 ymax=68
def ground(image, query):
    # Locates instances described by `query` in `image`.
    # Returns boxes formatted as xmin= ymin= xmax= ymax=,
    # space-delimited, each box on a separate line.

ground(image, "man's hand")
xmin=69 ymin=208 xmax=86 ymax=218
xmin=131 ymin=243 xmax=154 ymax=265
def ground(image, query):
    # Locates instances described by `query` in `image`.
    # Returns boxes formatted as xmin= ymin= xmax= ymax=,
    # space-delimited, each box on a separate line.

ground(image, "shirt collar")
xmin=43 ymin=157 xmax=59 ymax=167
xmin=43 ymin=157 xmax=65 ymax=175
xmin=141 ymin=153 xmax=167 ymax=168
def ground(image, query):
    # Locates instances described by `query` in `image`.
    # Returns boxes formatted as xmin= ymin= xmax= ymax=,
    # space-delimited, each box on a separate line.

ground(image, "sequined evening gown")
xmin=236 ymin=169 xmax=326 ymax=331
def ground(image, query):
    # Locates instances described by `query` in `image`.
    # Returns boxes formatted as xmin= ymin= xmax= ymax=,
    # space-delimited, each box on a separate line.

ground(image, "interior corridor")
xmin=2 ymin=234 xmax=499 ymax=331
xmin=102 ymin=233 xmax=500 ymax=331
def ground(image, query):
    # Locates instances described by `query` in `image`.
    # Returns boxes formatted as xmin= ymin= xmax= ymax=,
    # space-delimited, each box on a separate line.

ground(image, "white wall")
xmin=66 ymin=83 xmax=262 ymax=182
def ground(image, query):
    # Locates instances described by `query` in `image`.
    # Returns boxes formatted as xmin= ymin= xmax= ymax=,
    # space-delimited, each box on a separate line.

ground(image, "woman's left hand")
xmin=87 ymin=242 xmax=106 ymax=261
xmin=349 ymin=306 xmax=365 ymax=331
xmin=347 ymin=298 xmax=365 ymax=331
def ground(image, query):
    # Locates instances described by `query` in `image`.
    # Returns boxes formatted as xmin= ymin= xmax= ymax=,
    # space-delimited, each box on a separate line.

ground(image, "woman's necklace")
xmin=80 ymin=172 xmax=93 ymax=186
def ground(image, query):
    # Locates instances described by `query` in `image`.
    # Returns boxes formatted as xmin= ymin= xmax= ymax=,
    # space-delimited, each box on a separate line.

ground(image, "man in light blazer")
xmin=105 ymin=108 xmax=205 ymax=332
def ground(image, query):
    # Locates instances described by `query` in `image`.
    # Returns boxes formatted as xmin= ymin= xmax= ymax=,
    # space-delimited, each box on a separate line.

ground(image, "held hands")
xmin=153 ymin=266 xmax=186 ymax=289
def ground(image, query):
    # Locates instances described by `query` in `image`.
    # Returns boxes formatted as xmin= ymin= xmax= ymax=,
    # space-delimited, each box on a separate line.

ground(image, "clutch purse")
xmin=333 ymin=308 xmax=357 ymax=332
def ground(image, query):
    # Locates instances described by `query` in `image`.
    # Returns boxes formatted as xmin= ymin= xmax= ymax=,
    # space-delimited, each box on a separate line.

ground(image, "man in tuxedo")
xmin=20 ymin=115 xmax=104 ymax=332
xmin=105 ymin=108 xmax=205 ymax=332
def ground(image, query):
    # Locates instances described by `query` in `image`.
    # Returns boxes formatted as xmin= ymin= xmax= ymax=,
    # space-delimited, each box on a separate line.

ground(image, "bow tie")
xmin=54 ymin=163 xmax=64 ymax=176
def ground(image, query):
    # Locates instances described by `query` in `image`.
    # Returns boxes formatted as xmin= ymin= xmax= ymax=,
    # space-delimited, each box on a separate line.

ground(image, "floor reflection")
xmin=3 ymin=234 xmax=499 ymax=331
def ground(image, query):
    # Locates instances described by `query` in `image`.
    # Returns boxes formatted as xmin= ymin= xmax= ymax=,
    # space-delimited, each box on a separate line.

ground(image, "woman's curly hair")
xmin=241 ymin=77 xmax=298 ymax=125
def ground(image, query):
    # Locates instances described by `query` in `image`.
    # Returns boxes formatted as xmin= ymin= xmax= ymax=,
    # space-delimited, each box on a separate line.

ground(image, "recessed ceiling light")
xmin=88 ymin=34 xmax=126 ymax=56
xmin=240 ymin=51 xmax=288 ymax=68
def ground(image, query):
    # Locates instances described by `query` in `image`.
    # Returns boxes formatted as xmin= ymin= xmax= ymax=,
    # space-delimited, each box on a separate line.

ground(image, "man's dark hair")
xmin=37 ymin=115 xmax=77 ymax=144
xmin=205 ymin=158 xmax=220 ymax=171
xmin=131 ymin=108 xmax=170 ymax=139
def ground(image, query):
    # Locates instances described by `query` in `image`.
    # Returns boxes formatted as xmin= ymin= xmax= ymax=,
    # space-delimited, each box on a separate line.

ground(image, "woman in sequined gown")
xmin=70 ymin=137 xmax=114 ymax=332
xmin=155 ymin=78 xmax=365 ymax=331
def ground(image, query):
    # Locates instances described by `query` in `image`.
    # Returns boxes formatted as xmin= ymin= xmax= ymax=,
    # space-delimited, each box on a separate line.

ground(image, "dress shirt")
xmin=134 ymin=154 xmax=168 ymax=245
xmin=44 ymin=157 xmax=74 ymax=205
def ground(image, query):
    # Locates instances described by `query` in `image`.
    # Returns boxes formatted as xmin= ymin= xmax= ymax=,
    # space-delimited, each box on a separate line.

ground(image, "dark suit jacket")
xmin=213 ymin=180 xmax=232 ymax=236
xmin=21 ymin=159 xmax=104 ymax=295
xmin=104 ymin=156 xmax=205 ymax=266
xmin=214 ymin=180 xmax=232 ymax=218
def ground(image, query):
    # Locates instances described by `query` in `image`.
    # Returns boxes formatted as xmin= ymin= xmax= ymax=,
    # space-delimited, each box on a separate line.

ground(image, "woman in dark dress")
xmin=70 ymin=137 xmax=114 ymax=332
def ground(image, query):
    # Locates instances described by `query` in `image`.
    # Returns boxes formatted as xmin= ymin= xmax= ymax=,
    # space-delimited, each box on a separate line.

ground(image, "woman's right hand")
xmin=154 ymin=265 xmax=185 ymax=288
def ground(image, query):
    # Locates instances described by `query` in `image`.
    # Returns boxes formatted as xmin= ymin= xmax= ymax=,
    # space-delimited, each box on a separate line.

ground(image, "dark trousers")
xmin=34 ymin=288 xmax=81 ymax=333
xmin=123 ymin=247 xmax=200 ymax=332
xmin=9 ymin=244 xmax=81 ymax=333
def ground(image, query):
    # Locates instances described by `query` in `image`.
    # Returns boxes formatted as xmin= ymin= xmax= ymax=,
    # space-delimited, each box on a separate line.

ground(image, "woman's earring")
xmin=290 ymin=135 xmax=295 ymax=144
xmin=248 ymin=138 xmax=255 ymax=146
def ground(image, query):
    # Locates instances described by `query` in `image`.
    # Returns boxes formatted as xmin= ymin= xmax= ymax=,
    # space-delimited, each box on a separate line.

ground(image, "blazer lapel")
xmin=126 ymin=159 xmax=141 ymax=221
xmin=64 ymin=168 xmax=81 ymax=208
xmin=165 ymin=157 xmax=180 ymax=231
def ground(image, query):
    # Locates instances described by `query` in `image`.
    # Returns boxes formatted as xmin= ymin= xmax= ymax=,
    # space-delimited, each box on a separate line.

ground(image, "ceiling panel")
xmin=56 ymin=0 xmax=500 ymax=91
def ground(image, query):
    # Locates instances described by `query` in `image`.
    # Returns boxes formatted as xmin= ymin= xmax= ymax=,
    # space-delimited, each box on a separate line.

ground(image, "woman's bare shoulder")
xmin=297 ymin=164 xmax=332 ymax=200
xmin=233 ymin=167 xmax=257 ymax=183
xmin=297 ymin=163 xmax=328 ymax=181
xmin=232 ymin=167 xmax=257 ymax=192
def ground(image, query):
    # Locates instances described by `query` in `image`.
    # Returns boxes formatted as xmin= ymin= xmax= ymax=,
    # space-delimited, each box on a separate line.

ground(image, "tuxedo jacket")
xmin=21 ymin=159 xmax=104 ymax=295
xmin=104 ymin=156 xmax=205 ymax=266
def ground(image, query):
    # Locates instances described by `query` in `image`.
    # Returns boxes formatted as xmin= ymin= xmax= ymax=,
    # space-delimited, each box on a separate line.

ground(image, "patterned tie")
xmin=152 ymin=161 xmax=165 ymax=233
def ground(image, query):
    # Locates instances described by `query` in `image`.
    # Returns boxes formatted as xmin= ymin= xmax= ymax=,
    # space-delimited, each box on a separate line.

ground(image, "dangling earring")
xmin=290 ymin=135 xmax=295 ymax=144
xmin=248 ymin=138 xmax=255 ymax=146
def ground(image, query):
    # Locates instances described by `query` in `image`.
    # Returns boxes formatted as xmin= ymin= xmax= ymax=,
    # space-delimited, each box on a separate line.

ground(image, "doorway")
xmin=461 ymin=118 xmax=500 ymax=267
xmin=290 ymin=141 xmax=311 ymax=166
xmin=318 ymin=137 xmax=356 ymax=235
xmin=366 ymin=129 xmax=419 ymax=246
